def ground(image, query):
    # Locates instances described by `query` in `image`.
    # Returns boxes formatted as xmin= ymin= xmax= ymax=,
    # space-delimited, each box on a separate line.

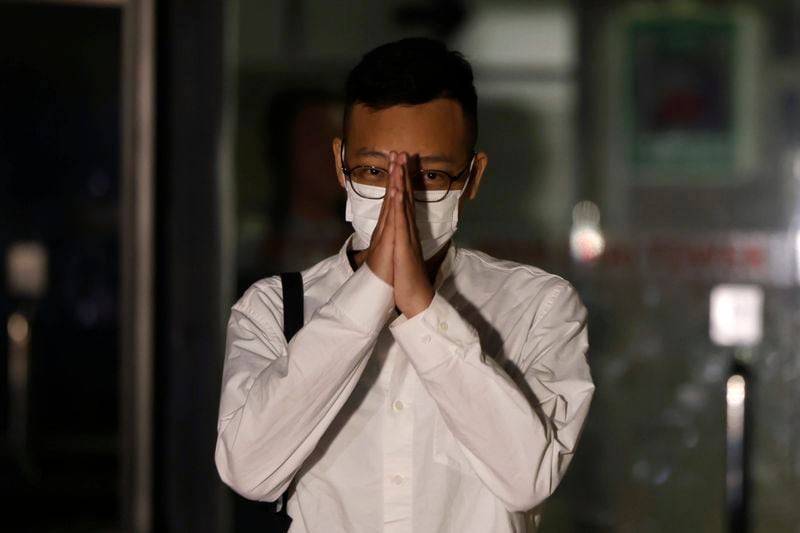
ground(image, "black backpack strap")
xmin=233 ymin=272 xmax=304 ymax=532
xmin=280 ymin=271 xmax=304 ymax=342
xmin=274 ymin=271 xmax=304 ymax=528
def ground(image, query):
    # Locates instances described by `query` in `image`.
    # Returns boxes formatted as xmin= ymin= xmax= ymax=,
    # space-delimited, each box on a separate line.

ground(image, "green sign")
xmin=625 ymin=15 xmax=741 ymax=184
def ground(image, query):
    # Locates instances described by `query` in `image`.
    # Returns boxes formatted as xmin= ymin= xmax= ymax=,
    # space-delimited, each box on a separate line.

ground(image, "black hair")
xmin=343 ymin=37 xmax=478 ymax=146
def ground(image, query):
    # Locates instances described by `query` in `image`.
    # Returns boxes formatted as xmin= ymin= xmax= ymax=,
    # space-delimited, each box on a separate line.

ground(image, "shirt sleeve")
xmin=389 ymin=279 xmax=594 ymax=512
xmin=215 ymin=264 xmax=395 ymax=502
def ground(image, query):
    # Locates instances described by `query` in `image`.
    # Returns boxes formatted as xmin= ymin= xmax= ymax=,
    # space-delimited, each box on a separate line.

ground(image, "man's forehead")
xmin=352 ymin=146 xmax=455 ymax=164
xmin=346 ymin=99 xmax=470 ymax=156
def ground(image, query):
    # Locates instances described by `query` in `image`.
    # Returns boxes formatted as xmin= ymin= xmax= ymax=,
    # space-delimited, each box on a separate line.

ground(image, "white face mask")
xmin=345 ymin=182 xmax=467 ymax=260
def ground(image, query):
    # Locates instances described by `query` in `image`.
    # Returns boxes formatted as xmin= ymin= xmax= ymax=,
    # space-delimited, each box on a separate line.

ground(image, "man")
xmin=215 ymin=38 xmax=594 ymax=533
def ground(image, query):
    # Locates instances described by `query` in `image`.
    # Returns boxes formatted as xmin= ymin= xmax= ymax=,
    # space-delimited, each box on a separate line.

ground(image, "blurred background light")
xmin=6 ymin=242 xmax=48 ymax=298
xmin=7 ymin=312 xmax=30 ymax=346
xmin=796 ymin=230 xmax=800 ymax=284
xmin=709 ymin=284 xmax=764 ymax=347
xmin=452 ymin=4 xmax=575 ymax=71
xmin=570 ymin=200 xmax=605 ymax=263
xmin=726 ymin=374 xmax=746 ymax=409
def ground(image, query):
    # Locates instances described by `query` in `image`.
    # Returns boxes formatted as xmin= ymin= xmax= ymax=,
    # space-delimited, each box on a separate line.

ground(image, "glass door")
xmin=0 ymin=4 xmax=124 ymax=531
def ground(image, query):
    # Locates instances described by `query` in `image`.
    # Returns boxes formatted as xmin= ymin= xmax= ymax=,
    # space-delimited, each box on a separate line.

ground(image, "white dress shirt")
xmin=215 ymin=237 xmax=594 ymax=533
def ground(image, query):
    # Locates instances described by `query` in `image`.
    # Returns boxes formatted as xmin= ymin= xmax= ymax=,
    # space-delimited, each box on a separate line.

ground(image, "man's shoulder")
xmin=455 ymin=246 xmax=578 ymax=313
xmin=456 ymin=246 xmax=568 ymax=289
xmin=232 ymin=252 xmax=343 ymax=318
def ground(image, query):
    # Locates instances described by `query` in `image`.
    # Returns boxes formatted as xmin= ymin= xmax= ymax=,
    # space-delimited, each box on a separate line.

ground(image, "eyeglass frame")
xmin=339 ymin=141 xmax=477 ymax=203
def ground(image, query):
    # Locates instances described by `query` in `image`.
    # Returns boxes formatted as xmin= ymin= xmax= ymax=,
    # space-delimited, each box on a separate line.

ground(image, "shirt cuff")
xmin=329 ymin=263 xmax=395 ymax=335
xmin=389 ymin=292 xmax=479 ymax=375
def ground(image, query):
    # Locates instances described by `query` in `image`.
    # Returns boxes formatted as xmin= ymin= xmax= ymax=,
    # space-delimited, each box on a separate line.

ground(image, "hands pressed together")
xmin=364 ymin=152 xmax=434 ymax=318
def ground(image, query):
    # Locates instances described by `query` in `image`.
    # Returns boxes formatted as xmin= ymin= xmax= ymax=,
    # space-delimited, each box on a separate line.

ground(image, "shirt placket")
xmin=382 ymin=345 xmax=414 ymax=533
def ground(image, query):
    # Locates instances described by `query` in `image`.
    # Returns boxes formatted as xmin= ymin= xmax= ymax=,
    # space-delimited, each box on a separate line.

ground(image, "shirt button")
xmin=392 ymin=400 xmax=404 ymax=412
xmin=438 ymin=321 xmax=448 ymax=332
xmin=421 ymin=334 xmax=431 ymax=344
xmin=391 ymin=474 xmax=405 ymax=486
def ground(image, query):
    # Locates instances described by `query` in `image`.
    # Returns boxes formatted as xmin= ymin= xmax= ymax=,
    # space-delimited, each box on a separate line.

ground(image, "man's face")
xmin=334 ymin=98 xmax=487 ymax=205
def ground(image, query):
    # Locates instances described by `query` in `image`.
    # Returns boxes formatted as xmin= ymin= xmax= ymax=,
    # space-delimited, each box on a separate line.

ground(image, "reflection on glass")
xmin=726 ymin=372 xmax=747 ymax=533
xmin=233 ymin=1 xmax=800 ymax=531
xmin=7 ymin=312 xmax=30 ymax=346
xmin=570 ymin=201 xmax=606 ymax=263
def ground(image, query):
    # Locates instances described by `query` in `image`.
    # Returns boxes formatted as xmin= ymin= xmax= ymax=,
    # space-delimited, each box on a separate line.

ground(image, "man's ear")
xmin=465 ymin=151 xmax=488 ymax=200
xmin=332 ymin=137 xmax=346 ymax=189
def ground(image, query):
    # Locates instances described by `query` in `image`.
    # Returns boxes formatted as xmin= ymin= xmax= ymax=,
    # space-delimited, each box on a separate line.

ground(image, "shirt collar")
xmin=433 ymin=240 xmax=457 ymax=290
xmin=337 ymin=233 xmax=359 ymax=274
xmin=335 ymin=233 xmax=458 ymax=290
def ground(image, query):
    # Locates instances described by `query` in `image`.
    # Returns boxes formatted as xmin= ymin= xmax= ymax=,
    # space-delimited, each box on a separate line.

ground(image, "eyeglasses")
xmin=340 ymin=142 xmax=476 ymax=203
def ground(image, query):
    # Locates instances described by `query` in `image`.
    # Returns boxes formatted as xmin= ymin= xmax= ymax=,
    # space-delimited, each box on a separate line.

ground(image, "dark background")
xmin=1 ymin=1 xmax=799 ymax=532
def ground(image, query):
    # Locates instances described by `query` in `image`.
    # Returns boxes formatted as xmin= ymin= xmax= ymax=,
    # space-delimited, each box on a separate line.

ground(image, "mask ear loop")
xmin=457 ymin=152 xmax=477 ymax=198
xmin=341 ymin=141 xmax=357 ymax=221
xmin=451 ymin=152 xmax=477 ymax=226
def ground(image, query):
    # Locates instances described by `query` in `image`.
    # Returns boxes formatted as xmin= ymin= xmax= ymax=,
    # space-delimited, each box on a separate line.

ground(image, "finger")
xmin=371 ymin=185 xmax=391 ymax=244
xmin=404 ymin=154 xmax=420 ymax=226
xmin=393 ymin=152 xmax=405 ymax=194
xmin=391 ymin=154 xmax=408 ymax=245
xmin=402 ymin=153 xmax=414 ymax=195
xmin=394 ymin=152 xmax=412 ymax=218
xmin=395 ymin=153 xmax=410 ymax=232
xmin=371 ymin=152 xmax=396 ymax=242
xmin=387 ymin=152 xmax=402 ymax=241
xmin=388 ymin=150 xmax=396 ymax=177
xmin=386 ymin=182 xmax=397 ymax=248
xmin=401 ymin=154 xmax=421 ymax=245
xmin=393 ymin=197 xmax=406 ymax=258
xmin=394 ymin=171 xmax=414 ymax=249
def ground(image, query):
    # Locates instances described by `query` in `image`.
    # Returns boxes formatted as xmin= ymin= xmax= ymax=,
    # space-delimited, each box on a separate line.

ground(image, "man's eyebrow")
xmin=355 ymin=148 xmax=389 ymax=159
xmin=419 ymin=154 xmax=455 ymax=164
xmin=354 ymin=148 xmax=455 ymax=165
